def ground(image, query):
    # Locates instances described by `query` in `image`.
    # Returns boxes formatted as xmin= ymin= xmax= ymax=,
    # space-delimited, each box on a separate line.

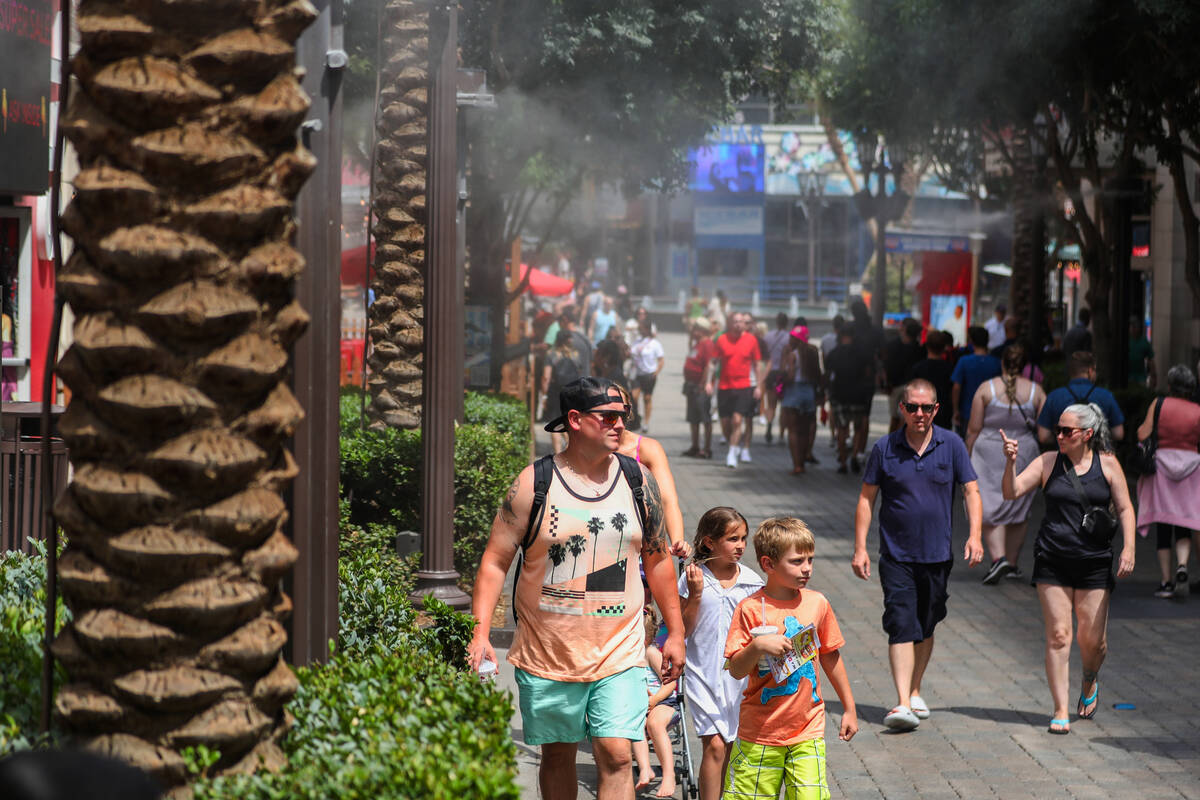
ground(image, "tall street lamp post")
xmin=799 ymin=169 xmax=826 ymax=303
xmin=853 ymin=135 xmax=911 ymax=327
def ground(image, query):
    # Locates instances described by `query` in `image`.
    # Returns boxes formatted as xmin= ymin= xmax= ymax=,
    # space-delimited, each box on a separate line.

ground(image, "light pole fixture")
xmin=799 ymin=169 xmax=826 ymax=303
xmin=853 ymin=132 xmax=911 ymax=327
xmin=411 ymin=0 xmax=470 ymax=610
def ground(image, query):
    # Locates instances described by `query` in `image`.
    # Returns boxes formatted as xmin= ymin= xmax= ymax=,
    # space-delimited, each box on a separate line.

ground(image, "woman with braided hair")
xmin=966 ymin=343 xmax=1046 ymax=584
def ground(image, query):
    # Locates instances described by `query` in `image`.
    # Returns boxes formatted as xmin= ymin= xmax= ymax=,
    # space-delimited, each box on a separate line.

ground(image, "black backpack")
xmin=512 ymin=453 xmax=650 ymax=624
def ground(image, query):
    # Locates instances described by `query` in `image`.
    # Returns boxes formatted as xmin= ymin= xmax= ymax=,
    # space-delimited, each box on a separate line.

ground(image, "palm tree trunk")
xmin=366 ymin=0 xmax=428 ymax=430
xmin=52 ymin=2 xmax=317 ymax=789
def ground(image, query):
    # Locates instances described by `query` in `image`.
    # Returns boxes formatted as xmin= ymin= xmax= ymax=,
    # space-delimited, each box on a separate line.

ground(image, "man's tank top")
xmin=508 ymin=458 xmax=646 ymax=682
xmin=1036 ymin=451 xmax=1113 ymax=560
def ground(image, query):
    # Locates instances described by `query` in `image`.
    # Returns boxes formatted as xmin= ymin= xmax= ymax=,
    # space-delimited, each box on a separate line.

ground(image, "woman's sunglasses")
xmin=901 ymin=402 xmax=937 ymax=414
xmin=1055 ymin=426 xmax=1083 ymax=437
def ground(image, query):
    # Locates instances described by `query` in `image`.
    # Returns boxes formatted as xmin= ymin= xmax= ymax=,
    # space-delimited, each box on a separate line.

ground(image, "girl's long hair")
xmin=692 ymin=506 xmax=748 ymax=564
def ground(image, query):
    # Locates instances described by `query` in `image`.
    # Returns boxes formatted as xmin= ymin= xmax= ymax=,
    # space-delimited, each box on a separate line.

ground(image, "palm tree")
xmin=609 ymin=512 xmax=628 ymax=560
xmin=566 ymin=535 xmax=587 ymax=578
xmin=547 ymin=543 xmax=567 ymax=583
xmin=587 ymin=517 xmax=605 ymax=572
xmin=365 ymin=0 xmax=428 ymax=430
xmin=50 ymin=2 xmax=316 ymax=789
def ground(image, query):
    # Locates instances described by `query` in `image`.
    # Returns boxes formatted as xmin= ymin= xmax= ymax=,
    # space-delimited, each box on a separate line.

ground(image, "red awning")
xmin=340 ymin=242 xmax=375 ymax=287
xmin=519 ymin=263 xmax=575 ymax=297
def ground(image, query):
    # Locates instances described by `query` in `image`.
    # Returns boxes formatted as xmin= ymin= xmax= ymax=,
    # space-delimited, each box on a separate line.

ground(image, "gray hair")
xmin=1166 ymin=364 xmax=1197 ymax=398
xmin=1062 ymin=403 xmax=1113 ymax=453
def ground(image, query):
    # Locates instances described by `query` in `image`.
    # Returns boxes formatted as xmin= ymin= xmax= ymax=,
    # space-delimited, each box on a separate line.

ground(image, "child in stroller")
xmin=634 ymin=606 xmax=680 ymax=797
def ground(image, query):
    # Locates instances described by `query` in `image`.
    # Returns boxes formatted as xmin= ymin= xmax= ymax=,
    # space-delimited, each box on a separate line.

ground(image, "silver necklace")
xmin=556 ymin=454 xmax=607 ymax=496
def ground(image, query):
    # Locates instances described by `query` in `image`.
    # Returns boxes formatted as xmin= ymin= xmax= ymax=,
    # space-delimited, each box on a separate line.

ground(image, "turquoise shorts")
xmin=514 ymin=666 xmax=647 ymax=745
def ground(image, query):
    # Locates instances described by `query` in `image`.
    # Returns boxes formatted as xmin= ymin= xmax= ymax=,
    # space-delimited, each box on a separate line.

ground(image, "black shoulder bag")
xmin=1062 ymin=457 xmax=1118 ymax=543
xmin=1132 ymin=397 xmax=1163 ymax=476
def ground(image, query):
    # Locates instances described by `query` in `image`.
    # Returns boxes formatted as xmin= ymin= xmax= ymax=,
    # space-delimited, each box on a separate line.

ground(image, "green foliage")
xmin=0 ymin=545 xmax=68 ymax=756
xmin=463 ymin=391 xmax=530 ymax=441
xmin=340 ymin=390 xmax=530 ymax=585
xmin=193 ymin=644 xmax=518 ymax=800
xmin=337 ymin=545 xmax=419 ymax=656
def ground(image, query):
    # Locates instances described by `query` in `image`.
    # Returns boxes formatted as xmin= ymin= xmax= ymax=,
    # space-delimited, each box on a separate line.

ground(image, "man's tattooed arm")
xmin=498 ymin=477 xmax=520 ymax=526
xmin=640 ymin=466 xmax=667 ymax=555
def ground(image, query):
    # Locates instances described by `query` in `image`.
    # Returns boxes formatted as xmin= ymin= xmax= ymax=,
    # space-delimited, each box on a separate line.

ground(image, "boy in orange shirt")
xmin=723 ymin=517 xmax=858 ymax=799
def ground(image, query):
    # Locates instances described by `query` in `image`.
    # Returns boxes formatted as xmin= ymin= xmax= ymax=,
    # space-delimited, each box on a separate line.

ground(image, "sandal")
xmin=680 ymin=447 xmax=700 ymax=457
xmin=698 ymin=449 xmax=712 ymax=459
xmin=1047 ymin=717 xmax=1070 ymax=735
xmin=1077 ymin=682 xmax=1099 ymax=719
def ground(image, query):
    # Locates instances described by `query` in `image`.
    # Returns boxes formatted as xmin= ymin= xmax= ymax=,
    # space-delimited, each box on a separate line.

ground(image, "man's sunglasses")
xmin=901 ymin=402 xmax=937 ymax=414
xmin=1055 ymin=425 xmax=1083 ymax=437
xmin=584 ymin=410 xmax=629 ymax=427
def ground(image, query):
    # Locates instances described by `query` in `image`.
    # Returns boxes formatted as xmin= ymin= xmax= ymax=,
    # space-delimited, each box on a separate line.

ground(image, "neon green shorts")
xmin=514 ymin=666 xmax=647 ymax=745
xmin=723 ymin=737 xmax=829 ymax=800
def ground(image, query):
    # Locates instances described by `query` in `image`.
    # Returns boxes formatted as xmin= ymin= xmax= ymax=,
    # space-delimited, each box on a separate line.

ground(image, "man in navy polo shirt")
xmin=852 ymin=378 xmax=983 ymax=732
xmin=1036 ymin=351 xmax=1125 ymax=446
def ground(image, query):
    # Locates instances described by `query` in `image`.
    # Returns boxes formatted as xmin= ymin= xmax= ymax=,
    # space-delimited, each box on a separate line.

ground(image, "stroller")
xmin=646 ymin=620 xmax=698 ymax=799
xmin=670 ymin=669 xmax=700 ymax=799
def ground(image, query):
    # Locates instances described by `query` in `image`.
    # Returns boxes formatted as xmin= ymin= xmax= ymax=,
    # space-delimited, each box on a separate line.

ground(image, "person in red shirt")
xmin=707 ymin=312 xmax=766 ymax=468
xmin=682 ymin=317 xmax=718 ymax=458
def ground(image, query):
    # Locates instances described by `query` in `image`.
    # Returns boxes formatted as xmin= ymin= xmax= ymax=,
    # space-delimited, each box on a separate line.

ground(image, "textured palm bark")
xmin=365 ymin=0 xmax=427 ymax=430
xmin=52 ymin=0 xmax=316 ymax=790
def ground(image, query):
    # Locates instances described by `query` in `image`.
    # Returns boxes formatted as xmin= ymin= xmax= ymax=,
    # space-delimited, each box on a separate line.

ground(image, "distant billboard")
xmin=0 ymin=0 xmax=52 ymax=195
xmin=687 ymin=143 xmax=764 ymax=194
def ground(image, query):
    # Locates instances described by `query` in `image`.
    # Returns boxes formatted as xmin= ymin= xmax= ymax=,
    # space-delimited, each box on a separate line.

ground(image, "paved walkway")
xmin=493 ymin=329 xmax=1200 ymax=799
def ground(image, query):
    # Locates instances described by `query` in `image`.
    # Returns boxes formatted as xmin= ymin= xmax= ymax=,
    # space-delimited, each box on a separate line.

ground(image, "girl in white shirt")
xmin=678 ymin=507 xmax=764 ymax=800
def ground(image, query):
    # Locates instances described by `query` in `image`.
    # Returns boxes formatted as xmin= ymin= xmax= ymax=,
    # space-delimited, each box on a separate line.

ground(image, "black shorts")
xmin=878 ymin=554 xmax=951 ymax=645
xmin=635 ymin=373 xmax=658 ymax=395
xmin=1033 ymin=551 xmax=1114 ymax=591
xmin=718 ymin=387 xmax=756 ymax=419
xmin=683 ymin=383 xmax=712 ymax=425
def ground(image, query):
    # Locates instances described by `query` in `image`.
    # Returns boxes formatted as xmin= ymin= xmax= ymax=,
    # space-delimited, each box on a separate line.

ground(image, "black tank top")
xmin=1036 ymin=451 xmax=1113 ymax=560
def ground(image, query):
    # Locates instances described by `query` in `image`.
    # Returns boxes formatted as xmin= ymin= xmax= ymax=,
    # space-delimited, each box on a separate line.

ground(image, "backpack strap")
xmin=614 ymin=452 xmax=650 ymax=535
xmin=512 ymin=454 xmax=554 ymax=625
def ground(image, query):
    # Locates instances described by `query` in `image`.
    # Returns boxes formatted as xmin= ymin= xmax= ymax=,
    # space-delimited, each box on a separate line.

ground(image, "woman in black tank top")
xmin=1000 ymin=403 xmax=1136 ymax=736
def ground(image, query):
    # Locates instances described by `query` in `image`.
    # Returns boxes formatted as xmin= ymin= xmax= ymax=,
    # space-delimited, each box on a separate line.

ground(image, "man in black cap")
xmin=468 ymin=377 xmax=684 ymax=800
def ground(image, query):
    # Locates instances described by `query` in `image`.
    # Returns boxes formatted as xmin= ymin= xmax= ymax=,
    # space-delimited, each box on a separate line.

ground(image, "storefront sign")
xmin=0 ymin=0 xmax=53 ymax=195
xmin=693 ymin=205 xmax=764 ymax=237
xmin=884 ymin=233 xmax=970 ymax=254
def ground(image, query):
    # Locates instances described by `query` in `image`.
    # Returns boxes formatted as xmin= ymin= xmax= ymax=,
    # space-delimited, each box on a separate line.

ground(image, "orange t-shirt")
xmin=723 ymin=589 xmax=845 ymax=745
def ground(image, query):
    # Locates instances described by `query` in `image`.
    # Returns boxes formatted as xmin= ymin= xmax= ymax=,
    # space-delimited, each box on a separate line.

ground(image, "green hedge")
xmin=0 ymin=545 xmax=68 ymax=756
xmin=339 ymin=388 xmax=530 ymax=586
xmin=194 ymin=646 xmax=517 ymax=800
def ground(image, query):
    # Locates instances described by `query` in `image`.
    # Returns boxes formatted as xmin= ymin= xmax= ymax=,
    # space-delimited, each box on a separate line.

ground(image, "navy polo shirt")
xmin=862 ymin=425 xmax=978 ymax=563
xmin=1037 ymin=378 xmax=1125 ymax=432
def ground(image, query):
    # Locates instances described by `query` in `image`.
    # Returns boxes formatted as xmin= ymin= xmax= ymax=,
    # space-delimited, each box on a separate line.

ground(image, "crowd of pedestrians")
xmin=480 ymin=289 xmax=1198 ymax=799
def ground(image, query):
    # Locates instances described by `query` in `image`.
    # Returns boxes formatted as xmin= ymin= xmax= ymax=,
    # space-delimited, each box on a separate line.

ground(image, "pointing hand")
xmin=999 ymin=429 xmax=1019 ymax=462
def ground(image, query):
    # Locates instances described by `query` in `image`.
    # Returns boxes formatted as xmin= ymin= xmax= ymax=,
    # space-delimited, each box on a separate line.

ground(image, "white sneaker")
xmin=740 ymin=448 xmax=752 ymax=463
xmin=725 ymin=447 xmax=739 ymax=468
xmin=755 ymin=415 xmax=767 ymax=425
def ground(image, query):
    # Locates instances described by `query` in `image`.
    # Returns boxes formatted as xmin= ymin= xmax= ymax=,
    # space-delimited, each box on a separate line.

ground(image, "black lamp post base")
xmin=410 ymin=570 xmax=471 ymax=609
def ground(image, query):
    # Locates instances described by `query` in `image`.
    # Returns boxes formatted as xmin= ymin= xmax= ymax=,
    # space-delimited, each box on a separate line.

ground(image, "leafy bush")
xmin=339 ymin=391 xmax=531 ymax=585
xmin=195 ymin=593 xmax=516 ymax=800
xmin=463 ymin=391 xmax=531 ymax=442
xmin=193 ymin=644 xmax=518 ymax=800
xmin=337 ymin=545 xmax=418 ymax=656
xmin=0 ymin=545 xmax=68 ymax=755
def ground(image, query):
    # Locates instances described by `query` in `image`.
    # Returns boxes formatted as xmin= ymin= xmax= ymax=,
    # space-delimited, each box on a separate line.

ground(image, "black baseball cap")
xmin=543 ymin=377 xmax=626 ymax=432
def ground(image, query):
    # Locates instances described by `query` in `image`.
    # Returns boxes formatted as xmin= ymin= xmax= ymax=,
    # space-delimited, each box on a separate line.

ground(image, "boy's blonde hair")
xmin=753 ymin=517 xmax=815 ymax=563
